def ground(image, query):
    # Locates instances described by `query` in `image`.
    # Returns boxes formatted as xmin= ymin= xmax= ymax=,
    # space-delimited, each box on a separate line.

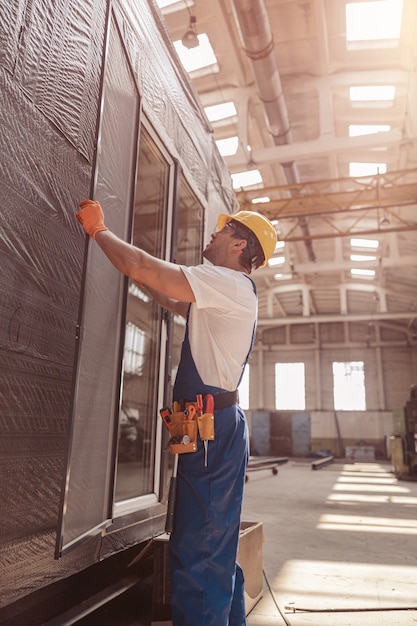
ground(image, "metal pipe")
xmin=231 ymin=0 xmax=315 ymax=260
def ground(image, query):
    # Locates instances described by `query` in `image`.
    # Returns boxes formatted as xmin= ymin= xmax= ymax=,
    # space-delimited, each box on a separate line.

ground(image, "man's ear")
xmin=233 ymin=239 xmax=248 ymax=250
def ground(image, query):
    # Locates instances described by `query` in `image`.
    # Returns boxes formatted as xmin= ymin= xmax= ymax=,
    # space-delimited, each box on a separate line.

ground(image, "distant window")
xmin=333 ymin=362 xmax=366 ymax=410
xmin=275 ymin=363 xmax=305 ymax=410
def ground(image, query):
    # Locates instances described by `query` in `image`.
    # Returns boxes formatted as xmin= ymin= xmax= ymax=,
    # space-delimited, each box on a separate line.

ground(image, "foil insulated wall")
xmin=115 ymin=0 xmax=236 ymax=215
xmin=0 ymin=0 xmax=236 ymax=611
xmin=0 ymin=0 xmax=107 ymax=607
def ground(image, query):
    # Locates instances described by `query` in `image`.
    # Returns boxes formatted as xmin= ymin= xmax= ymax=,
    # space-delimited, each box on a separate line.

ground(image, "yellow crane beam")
xmin=236 ymin=169 xmax=417 ymax=218
xmin=236 ymin=168 xmax=417 ymax=242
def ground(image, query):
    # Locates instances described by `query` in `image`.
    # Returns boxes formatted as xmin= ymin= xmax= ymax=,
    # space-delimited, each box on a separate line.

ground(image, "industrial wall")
xmin=249 ymin=322 xmax=417 ymax=457
xmin=0 ymin=0 xmax=234 ymax=615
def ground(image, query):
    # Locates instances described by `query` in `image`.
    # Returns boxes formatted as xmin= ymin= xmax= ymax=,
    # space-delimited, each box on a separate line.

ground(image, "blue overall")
xmin=169 ymin=289 xmax=255 ymax=626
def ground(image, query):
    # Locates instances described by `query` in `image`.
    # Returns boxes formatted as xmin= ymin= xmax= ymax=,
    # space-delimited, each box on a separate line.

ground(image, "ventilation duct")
xmin=231 ymin=0 xmax=315 ymax=261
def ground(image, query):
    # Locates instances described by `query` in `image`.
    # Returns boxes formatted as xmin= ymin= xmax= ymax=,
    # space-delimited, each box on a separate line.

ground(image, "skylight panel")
xmin=274 ymin=273 xmax=292 ymax=281
xmin=350 ymin=238 xmax=379 ymax=250
xmin=349 ymin=86 xmax=395 ymax=102
xmin=251 ymin=196 xmax=270 ymax=204
xmin=268 ymin=256 xmax=285 ymax=267
xmin=215 ymin=137 xmax=239 ymax=156
xmin=351 ymin=268 xmax=376 ymax=278
xmin=157 ymin=0 xmax=194 ymax=11
xmin=204 ymin=102 xmax=237 ymax=122
xmin=231 ymin=169 xmax=263 ymax=190
xmin=346 ymin=1 xmax=403 ymax=44
xmin=349 ymin=162 xmax=387 ymax=177
xmin=174 ymin=34 xmax=218 ymax=74
xmin=350 ymin=254 xmax=377 ymax=261
xmin=349 ymin=124 xmax=390 ymax=136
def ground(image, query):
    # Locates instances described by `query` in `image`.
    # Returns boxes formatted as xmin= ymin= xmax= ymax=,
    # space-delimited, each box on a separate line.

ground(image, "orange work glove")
xmin=76 ymin=200 xmax=109 ymax=239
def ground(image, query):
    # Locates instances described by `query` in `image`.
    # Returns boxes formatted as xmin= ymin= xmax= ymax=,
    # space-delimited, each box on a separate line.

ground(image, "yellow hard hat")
xmin=217 ymin=210 xmax=277 ymax=268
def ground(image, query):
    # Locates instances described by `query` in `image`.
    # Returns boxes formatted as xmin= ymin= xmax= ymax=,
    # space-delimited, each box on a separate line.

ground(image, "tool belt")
xmin=160 ymin=394 xmax=216 ymax=455
xmin=213 ymin=389 xmax=239 ymax=410
xmin=160 ymin=390 xmax=239 ymax=455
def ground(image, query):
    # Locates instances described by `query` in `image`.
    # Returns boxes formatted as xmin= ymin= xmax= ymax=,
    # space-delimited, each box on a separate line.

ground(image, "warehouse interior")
xmin=1 ymin=0 xmax=417 ymax=624
xmin=158 ymin=0 xmax=417 ymax=464
xmin=155 ymin=2 xmax=417 ymax=624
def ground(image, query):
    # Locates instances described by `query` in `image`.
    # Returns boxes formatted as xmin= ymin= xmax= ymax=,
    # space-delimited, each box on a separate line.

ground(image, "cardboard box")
xmin=237 ymin=521 xmax=264 ymax=614
xmin=151 ymin=521 xmax=264 ymax=625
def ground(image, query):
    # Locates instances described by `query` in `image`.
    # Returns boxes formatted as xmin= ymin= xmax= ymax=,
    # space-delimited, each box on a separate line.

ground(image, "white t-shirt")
xmin=180 ymin=264 xmax=257 ymax=391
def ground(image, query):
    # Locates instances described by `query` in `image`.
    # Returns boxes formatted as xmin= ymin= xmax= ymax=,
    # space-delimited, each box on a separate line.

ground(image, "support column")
xmin=375 ymin=327 xmax=386 ymax=409
xmin=256 ymin=348 xmax=265 ymax=408
xmin=315 ymin=345 xmax=322 ymax=410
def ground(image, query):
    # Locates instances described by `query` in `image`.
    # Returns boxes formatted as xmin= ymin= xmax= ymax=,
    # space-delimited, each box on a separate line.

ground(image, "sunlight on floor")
xmin=319 ymin=463 xmax=417 ymax=531
xmin=274 ymin=560 xmax=417 ymax=609
xmin=318 ymin=514 xmax=417 ymax=533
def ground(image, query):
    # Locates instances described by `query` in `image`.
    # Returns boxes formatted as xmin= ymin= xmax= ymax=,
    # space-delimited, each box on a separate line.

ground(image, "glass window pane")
xmin=114 ymin=125 xmax=171 ymax=502
xmin=333 ymin=361 xmax=366 ymax=410
xmin=275 ymin=363 xmax=305 ymax=410
xmin=57 ymin=14 xmax=140 ymax=551
xmin=168 ymin=177 xmax=203 ymax=393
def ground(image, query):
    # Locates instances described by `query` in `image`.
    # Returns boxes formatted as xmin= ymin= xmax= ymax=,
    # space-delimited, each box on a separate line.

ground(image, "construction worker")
xmin=76 ymin=200 xmax=277 ymax=626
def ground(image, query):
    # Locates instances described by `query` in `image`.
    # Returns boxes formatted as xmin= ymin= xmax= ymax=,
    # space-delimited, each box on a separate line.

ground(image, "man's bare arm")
xmin=143 ymin=283 xmax=189 ymax=318
xmin=95 ymin=230 xmax=195 ymax=303
xmin=75 ymin=200 xmax=195 ymax=305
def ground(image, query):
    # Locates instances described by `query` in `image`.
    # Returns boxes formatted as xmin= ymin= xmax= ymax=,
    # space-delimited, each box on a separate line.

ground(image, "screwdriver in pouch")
xmin=196 ymin=395 xmax=208 ymax=466
xmin=203 ymin=394 xmax=214 ymax=468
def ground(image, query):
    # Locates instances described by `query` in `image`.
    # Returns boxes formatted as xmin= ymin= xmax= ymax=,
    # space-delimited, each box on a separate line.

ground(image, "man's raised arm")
xmin=76 ymin=199 xmax=195 ymax=308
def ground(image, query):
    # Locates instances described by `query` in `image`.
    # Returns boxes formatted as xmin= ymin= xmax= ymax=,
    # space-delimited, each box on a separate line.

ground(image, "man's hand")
xmin=76 ymin=200 xmax=109 ymax=239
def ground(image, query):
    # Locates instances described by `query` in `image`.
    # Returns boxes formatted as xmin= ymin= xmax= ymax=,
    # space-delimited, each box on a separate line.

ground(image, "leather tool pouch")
xmin=168 ymin=409 xmax=198 ymax=455
xmin=197 ymin=412 xmax=215 ymax=441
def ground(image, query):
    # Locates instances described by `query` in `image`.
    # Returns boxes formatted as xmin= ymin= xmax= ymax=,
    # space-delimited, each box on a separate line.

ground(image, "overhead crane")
xmin=236 ymin=168 xmax=417 ymax=242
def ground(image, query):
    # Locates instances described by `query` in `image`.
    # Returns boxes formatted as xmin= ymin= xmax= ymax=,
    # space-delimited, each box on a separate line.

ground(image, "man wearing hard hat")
xmin=76 ymin=200 xmax=277 ymax=626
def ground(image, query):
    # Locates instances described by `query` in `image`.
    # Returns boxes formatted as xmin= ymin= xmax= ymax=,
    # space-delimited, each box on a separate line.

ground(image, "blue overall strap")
xmin=236 ymin=275 xmax=258 ymax=388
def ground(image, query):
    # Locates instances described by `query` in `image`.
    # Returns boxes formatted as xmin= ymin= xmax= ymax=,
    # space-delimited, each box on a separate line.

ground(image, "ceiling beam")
xmin=259 ymin=253 xmax=417 ymax=279
xmin=226 ymin=129 xmax=404 ymax=168
xmin=281 ymin=224 xmax=417 ymax=243
xmin=258 ymin=311 xmax=417 ymax=327
xmin=238 ymin=181 xmax=417 ymax=219
xmin=198 ymin=70 xmax=413 ymax=104
xmin=283 ymin=69 xmax=415 ymax=92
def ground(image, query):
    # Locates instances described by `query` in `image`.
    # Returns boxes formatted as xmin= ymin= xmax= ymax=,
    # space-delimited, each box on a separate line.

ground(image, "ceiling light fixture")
xmin=380 ymin=212 xmax=390 ymax=227
xmin=182 ymin=15 xmax=199 ymax=48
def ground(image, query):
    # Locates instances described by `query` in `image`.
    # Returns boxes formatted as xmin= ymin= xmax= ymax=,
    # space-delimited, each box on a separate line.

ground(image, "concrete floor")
xmin=242 ymin=460 xmax=417 ymax=626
